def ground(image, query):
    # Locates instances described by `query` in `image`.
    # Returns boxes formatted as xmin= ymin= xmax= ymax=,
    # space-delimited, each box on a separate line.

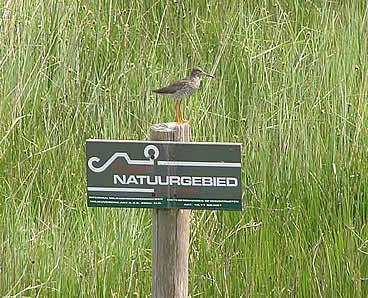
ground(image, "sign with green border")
xmin=86 ymin=140 xmax=242 ymax=210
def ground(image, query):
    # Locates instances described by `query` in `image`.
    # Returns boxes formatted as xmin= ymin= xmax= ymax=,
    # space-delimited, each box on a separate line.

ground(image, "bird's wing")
xmin=152 ymin=78 xmax=191 ymax=94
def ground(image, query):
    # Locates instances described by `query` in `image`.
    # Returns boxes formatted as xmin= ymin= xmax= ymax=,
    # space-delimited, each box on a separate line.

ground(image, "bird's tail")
xmin=152 ymin=89 xmax=163 ymax=94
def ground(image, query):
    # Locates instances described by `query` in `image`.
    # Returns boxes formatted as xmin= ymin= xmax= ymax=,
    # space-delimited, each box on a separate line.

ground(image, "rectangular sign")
xmin=86 ymin=140 xmax=242 ymax=210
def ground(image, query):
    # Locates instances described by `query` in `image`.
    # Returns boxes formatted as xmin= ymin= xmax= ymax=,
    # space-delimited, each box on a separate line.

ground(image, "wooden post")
xmin=151 ymin=122 xmax=191 ymax=298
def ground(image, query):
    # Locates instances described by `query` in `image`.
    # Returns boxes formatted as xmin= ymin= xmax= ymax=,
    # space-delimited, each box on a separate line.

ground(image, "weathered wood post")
xmin=151 ymin=122 xmax=191 ymax=298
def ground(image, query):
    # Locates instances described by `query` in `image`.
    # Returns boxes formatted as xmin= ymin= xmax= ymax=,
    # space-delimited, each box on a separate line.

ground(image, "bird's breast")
xmin=192 ymin=77 xmax=200 ymax=89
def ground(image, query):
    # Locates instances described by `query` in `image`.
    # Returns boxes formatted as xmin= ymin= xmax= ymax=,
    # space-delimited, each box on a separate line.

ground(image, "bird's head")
xmin=191 ymin=67 xmax=215 ymax=78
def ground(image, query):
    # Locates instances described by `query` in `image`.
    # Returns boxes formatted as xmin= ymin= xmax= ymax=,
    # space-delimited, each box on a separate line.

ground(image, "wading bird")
xmin=152 ymin=67 xmax=215 ymax=123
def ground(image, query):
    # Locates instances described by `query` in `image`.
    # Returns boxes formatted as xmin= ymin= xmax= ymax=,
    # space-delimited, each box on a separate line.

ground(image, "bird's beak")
xmin=202 ymin=71 xmax=215 ymax=78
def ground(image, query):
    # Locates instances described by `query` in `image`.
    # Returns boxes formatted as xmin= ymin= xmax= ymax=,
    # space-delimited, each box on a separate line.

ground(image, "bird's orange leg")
xmin=178 ymin=100 xmax=182 ymax=123
xmin=178 ymin=100 xmax=189 ymax=124
xmin=175 ymin=100 xmax=180 ymax=123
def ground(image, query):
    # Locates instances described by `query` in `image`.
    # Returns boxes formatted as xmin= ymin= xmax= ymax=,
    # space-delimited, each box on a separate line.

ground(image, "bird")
xmin=152 ymin=67 xmax=215 ymax=123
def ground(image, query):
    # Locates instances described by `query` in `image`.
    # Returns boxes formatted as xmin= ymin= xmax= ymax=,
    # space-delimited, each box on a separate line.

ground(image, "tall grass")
xmin=1 ymin=0 xmax=367 ymax=296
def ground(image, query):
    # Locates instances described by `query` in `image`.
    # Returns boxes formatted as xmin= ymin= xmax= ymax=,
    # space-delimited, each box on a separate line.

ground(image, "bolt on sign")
xmin=86 ymin=140 xmax=242 ymax=210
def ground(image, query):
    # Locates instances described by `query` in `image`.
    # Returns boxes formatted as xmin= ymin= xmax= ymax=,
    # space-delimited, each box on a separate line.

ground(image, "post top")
xmin=151 ymin=122 xmax=191 ymax=133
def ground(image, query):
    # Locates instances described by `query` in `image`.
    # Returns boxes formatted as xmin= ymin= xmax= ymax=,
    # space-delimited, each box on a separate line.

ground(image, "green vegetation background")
xmin=1 ymin=0 xmax=367 ymax=296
